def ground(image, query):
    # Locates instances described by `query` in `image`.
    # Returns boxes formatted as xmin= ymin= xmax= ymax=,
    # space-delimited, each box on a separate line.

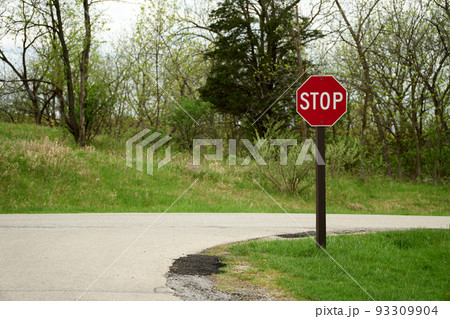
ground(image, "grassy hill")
xmin=0 ymin=122 xmax=448 ymax=215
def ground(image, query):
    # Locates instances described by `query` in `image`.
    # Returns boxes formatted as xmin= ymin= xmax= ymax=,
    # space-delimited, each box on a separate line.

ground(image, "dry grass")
xmin=1 ymin=122 xmax=448 ymax=215
xmin=21 ymin=137 xmax=72 ymax=168
xmin=347 ymin=202 xmax=368 ymax=211
xmin=1 ymin=136 xmax=76 ymax=168
xmin=205 ymin=243 xmax=295 ymax=300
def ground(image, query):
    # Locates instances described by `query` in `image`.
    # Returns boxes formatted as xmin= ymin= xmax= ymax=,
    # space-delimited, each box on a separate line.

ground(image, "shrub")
xmin=254 ymin=121 xmax=314 ymax=194
xmin=327 ymin=136 xmax=360 ymax=175
xmin=167 ymin=98 xmax=215 ymax=150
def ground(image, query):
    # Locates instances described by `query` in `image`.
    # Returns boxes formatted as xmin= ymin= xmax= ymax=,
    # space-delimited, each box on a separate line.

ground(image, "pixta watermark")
xmin=126 ymin=129 xmax=324 ymax=175
xmin=126 ymin=129 xmax=171 ymax=175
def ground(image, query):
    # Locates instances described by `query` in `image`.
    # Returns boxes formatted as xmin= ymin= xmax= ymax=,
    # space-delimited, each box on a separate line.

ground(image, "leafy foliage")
xmin=167 ymin=98 xmax=215 ymax=150
xmin=327 ymin=137 xmax=361 ymax=175
xmin=200 ymin=0 xmax=322 ymax=134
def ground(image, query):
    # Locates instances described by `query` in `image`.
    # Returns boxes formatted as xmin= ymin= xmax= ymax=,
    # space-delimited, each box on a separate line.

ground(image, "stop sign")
xmin=296 ymin=75 xmax=347 ymax=126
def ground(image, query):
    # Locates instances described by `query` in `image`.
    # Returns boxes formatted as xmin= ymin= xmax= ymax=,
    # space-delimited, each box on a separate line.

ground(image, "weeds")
xmin=0 ymin=122 xmax=448 ymax=215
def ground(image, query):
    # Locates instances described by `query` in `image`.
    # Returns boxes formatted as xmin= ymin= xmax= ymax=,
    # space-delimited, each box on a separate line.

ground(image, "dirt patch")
xmin=276 ymin=229 xmax=380 ymax=239
xmin=169 ymin=254 xmax=226 ymax=276
xmin=167 ymin=254 xmax=278 ymax=300
xmin=167 ymin=274 xmax=240 ymax=301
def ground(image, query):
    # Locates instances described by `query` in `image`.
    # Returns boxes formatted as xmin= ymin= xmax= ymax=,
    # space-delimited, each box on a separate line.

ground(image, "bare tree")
xmin=334 ymin=0 xmax=392 ymax=180
xmin=0 ymin=0 xmax=52 ymax=124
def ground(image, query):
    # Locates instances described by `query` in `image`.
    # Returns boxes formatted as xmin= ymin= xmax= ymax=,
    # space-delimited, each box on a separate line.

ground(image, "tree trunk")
xmin=414 ymin=130 xmax=421 ymax=181
xmin=396 ymin=147 xmax=402 ymax=180
xmin=78 ymin=0 xmax=92 ymax=147
xmin=155 ymin=41 xmax=160 ymax=132
xmin=359 ymin=94 xmax=368 ymax=181
xmin=295 ymin=5 xmax=307 ymax=142
xmin=433 ymin=116 xmax=441 ymax=185
xmin=372 ymin=107 xmax=392 ymax=177
xmin=410 ymin=83 xmax=421 ymax=181
xmin=53 ymin=0 xmax=79 ymax=142
xmin=32 ymin=97 xmax=41 ymax=125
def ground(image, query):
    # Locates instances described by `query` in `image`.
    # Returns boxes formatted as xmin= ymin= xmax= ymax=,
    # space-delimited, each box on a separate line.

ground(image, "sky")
xmin=94 ymin=0 xmax=203 ymax=40
xmin=95 ymin=0 xmax=145 ymax=40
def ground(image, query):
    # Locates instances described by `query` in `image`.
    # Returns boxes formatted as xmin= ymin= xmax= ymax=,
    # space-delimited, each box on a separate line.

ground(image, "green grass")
xmin=219 ymin=229 xmax=449 ymax=300
xmin=0 ymin=122 xmax=448 ymax=214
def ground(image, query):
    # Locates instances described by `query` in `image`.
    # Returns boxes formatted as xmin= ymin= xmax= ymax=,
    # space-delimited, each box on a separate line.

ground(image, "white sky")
xmin=95 ymin=0 xmax=145 ymax=40
xmin=96 ymin=0 xmax=320 ymax=33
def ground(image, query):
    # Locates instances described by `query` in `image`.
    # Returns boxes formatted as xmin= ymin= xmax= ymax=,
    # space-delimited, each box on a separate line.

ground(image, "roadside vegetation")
xmin=0 ymin=122 xmax=448 ymax=214
xmin=0 ymin=0 xmax=448 ymax=214
xmin=0 ymin=0 xmax=448 ymax=184
xmin=207 ymin=229 xmax=450 ymax=300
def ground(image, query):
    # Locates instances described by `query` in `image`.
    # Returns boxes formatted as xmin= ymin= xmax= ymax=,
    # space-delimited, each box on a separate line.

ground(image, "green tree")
xmin=200 ymin=0 xmax=321 ymax=135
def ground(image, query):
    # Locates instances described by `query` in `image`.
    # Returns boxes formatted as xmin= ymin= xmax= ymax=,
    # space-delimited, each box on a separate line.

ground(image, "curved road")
xmin=0 ymin=213 xmax=448 ymax=300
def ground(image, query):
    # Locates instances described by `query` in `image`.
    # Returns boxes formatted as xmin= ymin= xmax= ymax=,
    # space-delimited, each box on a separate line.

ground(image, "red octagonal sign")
xmin=296 ymin=75 xmax=347 ymax=127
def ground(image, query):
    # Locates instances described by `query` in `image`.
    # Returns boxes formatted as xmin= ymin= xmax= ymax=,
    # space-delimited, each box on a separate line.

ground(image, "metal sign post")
xmin=315 ymin=127 xmax=326 ymax=248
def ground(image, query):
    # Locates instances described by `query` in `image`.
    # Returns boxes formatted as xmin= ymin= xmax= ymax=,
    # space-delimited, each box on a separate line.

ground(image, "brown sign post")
xmin=296 ymin=76 xmax=347 ymax=248
xmin=315 ymin=127 xmax=326 ymax=248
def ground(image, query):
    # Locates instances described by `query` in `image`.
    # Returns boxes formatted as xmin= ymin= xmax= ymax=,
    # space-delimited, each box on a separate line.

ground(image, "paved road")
xmin=0 ymin=213 xmax=448 ymax=300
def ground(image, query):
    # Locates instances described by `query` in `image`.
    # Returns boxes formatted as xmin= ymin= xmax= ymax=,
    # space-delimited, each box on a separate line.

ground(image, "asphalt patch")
xmin=277 ymin=231 xmax=316 ymax=238
xmin=169 ymin=254 xmax=226 ymax=276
